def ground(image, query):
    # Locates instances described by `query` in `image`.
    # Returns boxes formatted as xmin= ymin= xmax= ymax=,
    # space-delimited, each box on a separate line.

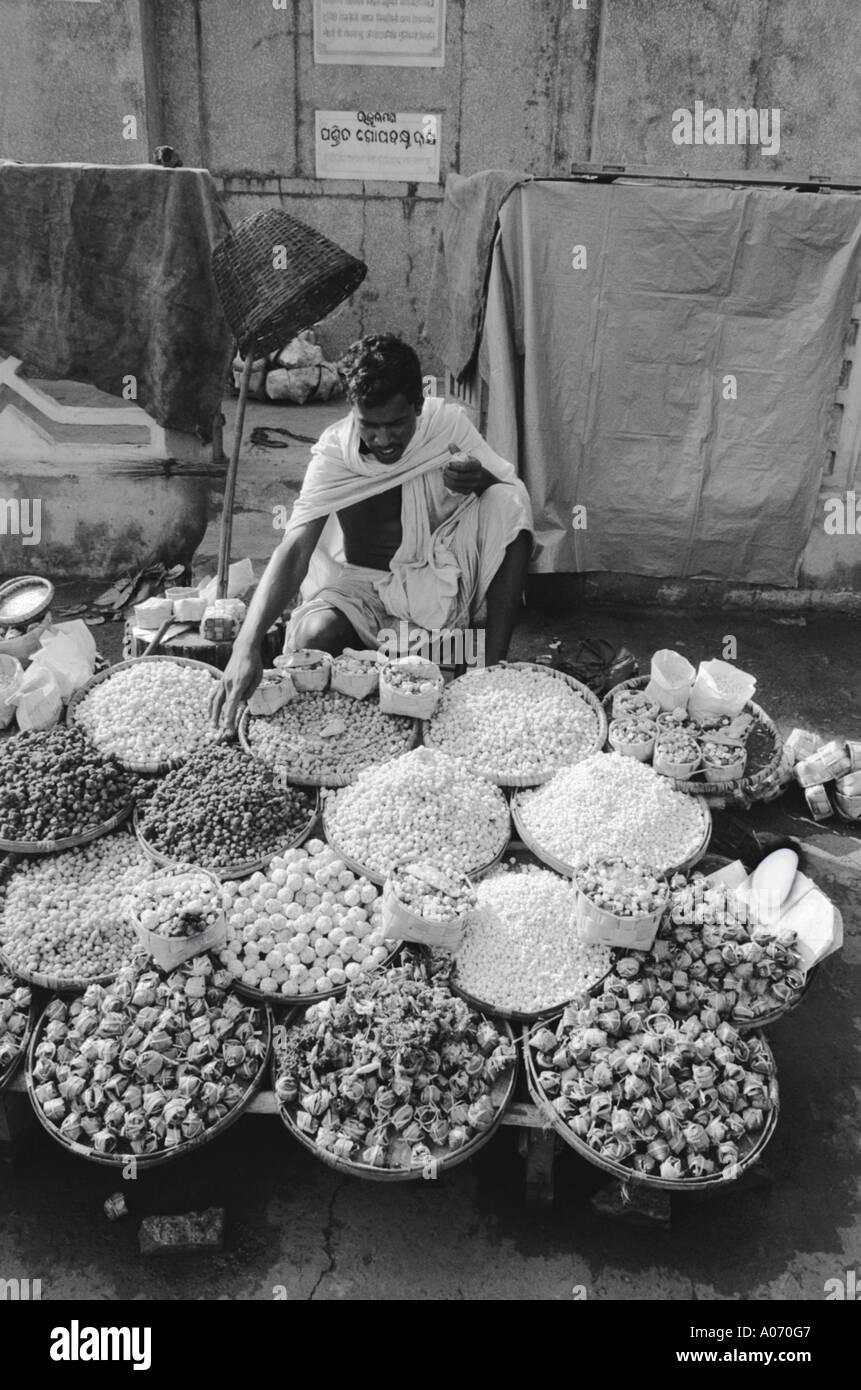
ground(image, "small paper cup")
xmin=653 ymin=737 xmax=701 ymax=780
xmin=277 ymin=649 xmax=332 ymax=693
xmin=701 ymin=746 xmax=747 ymax=784
xmin=612 ymin=690 xmax=660 ymax=721
xmin=609 ymin=718 xmax=657 ymax=761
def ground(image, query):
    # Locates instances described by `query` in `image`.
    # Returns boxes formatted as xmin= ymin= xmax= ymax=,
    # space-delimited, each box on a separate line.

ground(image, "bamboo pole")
xmin=216 ymin=346 xmax=256 ymax=600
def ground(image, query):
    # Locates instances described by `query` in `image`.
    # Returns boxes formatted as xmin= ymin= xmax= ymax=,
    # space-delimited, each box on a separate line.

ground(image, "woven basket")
xmin=659 ymin=851 xmax=820 ymax=1032
xmin=510 ymin=780 xmax=712 ymax=879
xmin=321 ymin=803 xmax=511 ymax=888
xmin=66 ymin=656 xmax=222 ymax=776
xmin=0 ymin=797 xmax=134 ymax=855
xmin=272 ymin=1017 xmax=516 ymax=1182
xmin=0 ymin=576 xmax=55 ymax=629
xmin=237 ymin=701 xmax=421 ymax=788
xmin=25 ymin=1000 xmax=272 ymax=1171
xmin=0 ymin=848 xmax=137 ymax=994
xmin=422 ymin=661 xmax=609 ymax=787
xmin=211 ymin=209 xmax=367 ymax=357
xmin=0 ymin=992 xmax=36 ymax=1095
xmin=524 ymin=1014 xmax=779 ymax=1192
xmin=446 ymin=853 xmax=614 ymax=1022
xmin=603 ymin=677 xmax=783 ymax=805
xmin=133 ymin=797 xmax=319 ymax=882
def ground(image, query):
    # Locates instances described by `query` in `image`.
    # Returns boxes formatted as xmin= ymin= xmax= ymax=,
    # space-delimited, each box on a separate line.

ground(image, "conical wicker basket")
xmin=211 ymin=209 xmax=368 ymax=356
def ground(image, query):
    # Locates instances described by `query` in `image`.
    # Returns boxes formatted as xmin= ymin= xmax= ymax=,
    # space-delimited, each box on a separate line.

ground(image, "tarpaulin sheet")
xmin=481 ymin=180 xmax=861 ymax=584
xmin=0 ymin=163 xmax=233 ymax=440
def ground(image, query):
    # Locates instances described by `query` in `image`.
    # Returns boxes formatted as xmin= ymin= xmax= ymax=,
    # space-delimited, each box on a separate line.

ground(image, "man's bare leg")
xmin=290 ymin=606 xmax=362 ymax=656
xmin=482 ymin=529 xmax=531 ymax=665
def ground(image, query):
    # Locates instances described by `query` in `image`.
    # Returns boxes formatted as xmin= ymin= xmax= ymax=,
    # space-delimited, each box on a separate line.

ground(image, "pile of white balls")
xmin=323 ymin=748 xmax=510 ymax=878
xmin=0 ymin=833 xmax=151 ymax=981
xmin=454 ymin=864 xmax=611 ymax=1013
xmin=245 ymin=690 xmax=415 ymax=782
xmin=72 ymin=661 xmax=217 ymax=767
xmin=516 ymin=752 xmax=708 ymax=874
xmin=424 ymin=666 xmax=599 ymax=780
xmin=218 ymin=839 xmax=393 ymax=998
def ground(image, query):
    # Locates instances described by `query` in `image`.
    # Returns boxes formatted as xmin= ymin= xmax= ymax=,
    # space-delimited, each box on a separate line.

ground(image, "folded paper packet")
xmin=702 ymin=860 xmax=841 ymax=970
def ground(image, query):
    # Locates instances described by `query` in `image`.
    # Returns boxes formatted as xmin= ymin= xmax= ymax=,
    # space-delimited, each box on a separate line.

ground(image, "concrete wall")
xmin=144 ymin=0 xmax=601 ymax=369
xmin=0 ymin=0 xmax=151 ymax=164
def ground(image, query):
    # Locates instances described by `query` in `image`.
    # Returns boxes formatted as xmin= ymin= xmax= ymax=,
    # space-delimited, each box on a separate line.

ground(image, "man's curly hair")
xmin=339 ymin=333 xmax=424 ymax=410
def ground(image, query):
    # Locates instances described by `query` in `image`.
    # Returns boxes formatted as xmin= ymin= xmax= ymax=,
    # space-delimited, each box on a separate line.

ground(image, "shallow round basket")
xmin=0 ymin=993 xmax=37 ymax=1095
xmin=66 ymin=656 xmax=222 ymax=776
xmin=509 ymin=781 xmax=711 ymax=878
xmin=133 ymin=794 xmax=319 ymax=882
xmin=0 ymin=575 xmax=55 ymax=630
xmin=524 ymin=1012 xmax=779 ymax=1191
xmin=0 ymin=850 xmax=137 ymax=993
xmin=272 ymin=1018 xmax=516 ymax=1182
xmin=663 ymin=852 xmax=823 ymax=1033
xmin=447 ymin=972 xmax=611 ymax=1026
xmin=237 ymin=702 xmax=421 ymax=789
xmin=422 ymin=661 xmax=608 ymax=788
xmin=603 ymin=676 xmax=783 ymax=804
xmin=0 ymin=797 xmax=134 ymax=855
xmin=321 ymin=804 xmax=511 ymax=888
xmin=446 ymin=849 xmax=614 ymax=1022
xmin=25 ymin=999 xmax=272 ymax=1170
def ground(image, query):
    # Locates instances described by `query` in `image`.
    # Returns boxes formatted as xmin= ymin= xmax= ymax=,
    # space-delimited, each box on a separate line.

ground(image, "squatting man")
xmin=212 ymin=335 xmax=533 ymax=729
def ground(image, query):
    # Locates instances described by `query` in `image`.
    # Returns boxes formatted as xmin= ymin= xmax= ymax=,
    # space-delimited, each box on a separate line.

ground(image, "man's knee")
xmin=289 ymin=606 xmax=357 ymax=654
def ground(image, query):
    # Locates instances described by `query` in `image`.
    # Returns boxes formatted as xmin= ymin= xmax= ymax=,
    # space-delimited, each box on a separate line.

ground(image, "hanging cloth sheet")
xmin=0 ymin=162 xmax=233 ymax=440
xmin=479 ymin=180 xmax=861 ymax=585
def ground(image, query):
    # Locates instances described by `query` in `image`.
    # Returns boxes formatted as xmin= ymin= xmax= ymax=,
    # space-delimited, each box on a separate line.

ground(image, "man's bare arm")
xmin=210 ymin=515 xmax=326 ymax=730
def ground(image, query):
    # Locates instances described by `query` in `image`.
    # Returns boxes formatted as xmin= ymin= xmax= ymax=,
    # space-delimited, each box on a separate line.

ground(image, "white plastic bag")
xmin=199 ymin=559 xmax=255 ymax=602
xmin=688 ymin=659 xmax=756 ymax=721
xmin=30 ymin=625 xmax=95 ymax=701
xmin=644 ymin=649 xmax=696 ymax=712
xmin=0 ymin=654 xmax=23 ymax=728
xmin=9 ymin=664 xmax=63 ymax=731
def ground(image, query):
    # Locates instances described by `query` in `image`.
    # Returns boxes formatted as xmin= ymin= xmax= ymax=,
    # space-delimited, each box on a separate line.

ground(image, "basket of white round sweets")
xmin=127 ymin=865 xmax=227 ymax=971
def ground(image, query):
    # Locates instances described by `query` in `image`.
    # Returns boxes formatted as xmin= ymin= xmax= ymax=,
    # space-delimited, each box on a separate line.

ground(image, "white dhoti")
xmin=282 ymin=398 xmax=533 ymax=651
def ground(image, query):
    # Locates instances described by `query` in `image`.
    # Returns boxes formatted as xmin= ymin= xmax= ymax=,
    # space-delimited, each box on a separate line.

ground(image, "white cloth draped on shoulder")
xmin=283 ymin=396 xmax=533 ymax=644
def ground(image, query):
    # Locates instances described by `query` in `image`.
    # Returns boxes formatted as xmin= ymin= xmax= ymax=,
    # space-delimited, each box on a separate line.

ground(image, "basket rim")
xmin=66 ymin=655 xmax=222 ymax=775
xmin=25 ymin=996 xmax=272 ymax=1170
xmin=523 ymin=1012 xmax=779 ymax=1190
xmin=602 ymin=676 xmax=783 ymax=797
xmin=509 ymin=775 xmax=712 ymax=878
xmin=0 ymin=992 xmax=37 ymax=1096
xmin=132 ymin=794 xmax=320 ymax=881
xmin=0 ymin=846 xmax=138 ymax=993
xmin=0 ymin=574 xmax=55 ymax=628
xmin=320 ymin=799 xmax=512 ymax=888
xmin=271 ymin=1017 xmax=516 ymax=1181
xmin=421 ymin=660 xmax=609 ymax=787
xmin=237 ymin=699 xmax=421 ymax=788
xmin=0 ymin=798 xmax=134 ymax=855
xmin=661 ymin=852 xmax=819 ymax=1032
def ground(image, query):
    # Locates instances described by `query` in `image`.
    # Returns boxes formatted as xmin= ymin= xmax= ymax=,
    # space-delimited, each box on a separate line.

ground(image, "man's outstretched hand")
xmin=443 ymin=445 xmax=496 ymax=496
xmin=209 ymin=642 xmax=263 ymax=734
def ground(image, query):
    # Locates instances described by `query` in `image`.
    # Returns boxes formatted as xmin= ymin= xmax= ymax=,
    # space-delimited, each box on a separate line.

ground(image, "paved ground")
xmin=1 ymin=401 xmax=859 ymax=1301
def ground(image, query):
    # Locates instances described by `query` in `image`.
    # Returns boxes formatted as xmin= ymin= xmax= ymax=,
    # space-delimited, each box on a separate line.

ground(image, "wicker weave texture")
xmin=212 ymin=210 xmax=367 ymax=356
